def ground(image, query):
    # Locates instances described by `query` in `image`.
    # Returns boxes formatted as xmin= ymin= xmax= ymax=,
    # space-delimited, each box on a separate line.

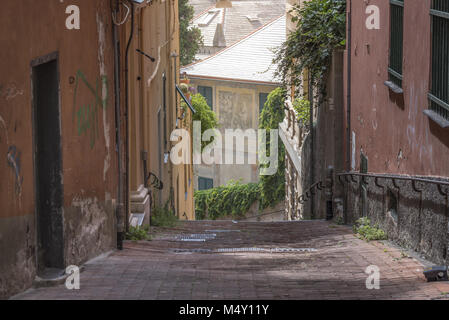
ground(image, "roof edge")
xmin=187 ymin=74 xmax=281 ymax=86
xmin=181 ymin=14 xmax=285 ymax=69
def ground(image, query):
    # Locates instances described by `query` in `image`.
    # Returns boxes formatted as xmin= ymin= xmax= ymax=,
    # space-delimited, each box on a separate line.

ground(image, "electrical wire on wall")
xmin=112 ymin=1 xmax=130 ymax=26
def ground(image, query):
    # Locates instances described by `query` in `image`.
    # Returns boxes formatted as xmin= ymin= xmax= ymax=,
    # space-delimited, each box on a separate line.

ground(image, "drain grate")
xmin=272 ymin=248 xmax=317 ymax=253
xmin=214 ymin=247 xmax=317 ymax=253
xmin=173 ymin=248 xmax=212 ymax=253
xmin=171 ymin=247 xmax=316 ymax=254
xmin=174 ymin=233 xmax=217 ymax=241
xmin=205 ymin=230 xmax=241 ymax=233
xmin=215 ymin=247 xmax=268 ymax=253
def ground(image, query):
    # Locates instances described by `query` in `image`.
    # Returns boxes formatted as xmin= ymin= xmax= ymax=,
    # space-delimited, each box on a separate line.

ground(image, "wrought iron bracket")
xmin=411 ymin=180 xmax=423 ymax=193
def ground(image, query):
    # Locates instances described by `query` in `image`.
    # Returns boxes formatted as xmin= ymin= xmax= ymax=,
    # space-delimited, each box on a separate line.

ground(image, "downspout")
xmin=168 ymin=0 xmax=177 ymax=214
xmin=345 ymin=0 xmax=352 ymax=224
xmin=124 ymin=0 xmax=135 ymax=234
xmin=309 ymin=75 xmax=314 ymax=219
xmin=112 ymin=0 xmax=124 ymax=249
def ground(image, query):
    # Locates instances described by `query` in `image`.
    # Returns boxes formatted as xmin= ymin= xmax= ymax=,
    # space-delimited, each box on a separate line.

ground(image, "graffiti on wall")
xmin=72 ymin=70 xmax=108 ymax=149
xmin=0 ymin=114 xmax=22 ymax=197
xmin=0 ymin=115 xmax=8 ymax=144
xmin=0 ymin=83 xmax=24 ymax=101
xmin=7 ymin=145 xmax=23 ymax=196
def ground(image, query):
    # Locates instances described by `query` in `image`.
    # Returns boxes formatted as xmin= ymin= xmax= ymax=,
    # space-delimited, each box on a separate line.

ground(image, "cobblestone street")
xmin=13 ymin=220 xmax=449 ymax=300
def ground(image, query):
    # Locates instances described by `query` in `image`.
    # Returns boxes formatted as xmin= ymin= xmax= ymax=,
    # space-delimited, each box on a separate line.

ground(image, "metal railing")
xmin=297 ymin=181 xmax=325 ymax=204
xmin=146 ymin=172 xmax=164 ymax=190
xmin=295 ymin=167 xmax=335 ymax=220
xmin=337 ymin=172 xmax=449 ymax=197
xmin=297 ymin=170 xmax=449 ymax=222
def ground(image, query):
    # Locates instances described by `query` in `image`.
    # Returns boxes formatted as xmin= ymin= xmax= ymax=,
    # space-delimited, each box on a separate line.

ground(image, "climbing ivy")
xmin=194 ymin=181 xmax=261 ymax=220
xmin=191 ymin=94 xmax=218 ymax=150
xmin=292 ymin=98 xmax=310 ymax=126
xmin=193 ymin=88 xmax=287 ymax=219
xmin=181 ymin=93 xmax=218 ymax=151
xmin=259 ymin=87 xmax=286 ymax=209
xmin=274 ymin=0 xmax=346 ymax=94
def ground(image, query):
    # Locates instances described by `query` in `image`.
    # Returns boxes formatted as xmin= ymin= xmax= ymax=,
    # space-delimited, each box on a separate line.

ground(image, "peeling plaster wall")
xmin=65 ymin=196 xmax=116 ymax=266
xmin=0 ymin=0 xmax=117 ymax=299
xmin=0 ymin=215 xmax=36 ymax=299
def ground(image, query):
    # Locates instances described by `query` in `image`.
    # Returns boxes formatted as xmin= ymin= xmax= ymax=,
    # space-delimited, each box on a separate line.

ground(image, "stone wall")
xmin=343 ymin=175 xmax=449 ymax=265
xmin=282 ymin=51 xmax=345 ymax=221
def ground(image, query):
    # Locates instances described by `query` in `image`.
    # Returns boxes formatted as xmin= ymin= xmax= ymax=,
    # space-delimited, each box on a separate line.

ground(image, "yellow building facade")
xmin=181 ymin=15 xmax=286 ymax=190
xmin=120 ymin=0 xmax=194 ymax=224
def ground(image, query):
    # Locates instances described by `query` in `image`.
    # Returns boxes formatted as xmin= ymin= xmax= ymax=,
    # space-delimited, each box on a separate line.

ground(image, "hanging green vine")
xmin=259 ymin=87 xmax=286 ymax=209
xmin=194 ymin=181 xmax=261 ymax=220
xmin=292 ymin=98 xmax=310 ymax=126
xmin=274 ymin=0 xmax=346 ymax=94
xmin=181 ymin=93 xmax=218 ymax=151
xmin=194 ymin=88 xmax=287 ymax=219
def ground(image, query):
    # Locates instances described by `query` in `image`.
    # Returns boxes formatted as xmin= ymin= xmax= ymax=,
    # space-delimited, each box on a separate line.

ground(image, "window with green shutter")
xmin=429 ymin=0 xmax=449 ymax=121
xmin=388 ymin=0 xmax=404 ymax=88
xmin=259 ymin=93 xmax=269 ymax=114
xmin=198 ymin=86 xmax=213 ymax=110
xmin=198 ymin=177 xmax=213 ymax=190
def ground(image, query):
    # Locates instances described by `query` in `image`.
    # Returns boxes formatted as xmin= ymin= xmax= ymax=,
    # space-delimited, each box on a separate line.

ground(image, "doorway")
xmin=31 ymin=52 xmax=64 ymax=275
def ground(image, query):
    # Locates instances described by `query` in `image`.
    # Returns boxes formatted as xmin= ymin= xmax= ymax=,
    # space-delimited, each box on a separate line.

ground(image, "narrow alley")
xmin=2 ymin=0 xmax=449 ymax=304
xmin=13 ymin=220 xmax=449 ymax=300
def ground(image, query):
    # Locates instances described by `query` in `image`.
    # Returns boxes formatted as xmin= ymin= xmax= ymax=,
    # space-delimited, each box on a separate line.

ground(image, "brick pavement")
xmin=12 ymin=220 xmax=449 ymax=300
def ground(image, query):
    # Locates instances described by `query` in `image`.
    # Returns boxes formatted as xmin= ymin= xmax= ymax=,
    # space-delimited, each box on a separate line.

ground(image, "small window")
xmin=388 ymin=0 xmax=404 ymax=88
xmin=198 ymin=177 xmax=213 ymax=190
xmin=429 ymin=0 xmax=449 ymax=121
xmin=259 ymin=92 xmax=269 ymax=114
xmin=198 ymin=86 xmax=213 ymax=110
xmin=198 ymin=10 xmax=220 ymax=27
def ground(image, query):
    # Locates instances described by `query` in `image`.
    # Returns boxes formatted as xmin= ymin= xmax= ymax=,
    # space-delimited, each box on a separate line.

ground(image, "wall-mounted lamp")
xmin=216 ymin=0 xmax=232 ymax=8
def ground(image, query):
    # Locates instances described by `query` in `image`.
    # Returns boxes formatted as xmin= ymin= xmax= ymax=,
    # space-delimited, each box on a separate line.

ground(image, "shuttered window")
xmin=388 ymin=0 xmax=404 ymax=88
xmin=198 ymin=177 xmax=213 ymax=190
xmin=259 ymin=92 xmax=269 ymax=114
xmin=198 ymin=86 xmax=213 ymax=110
xmin=429 ymin=0 xmax=449 ymax=120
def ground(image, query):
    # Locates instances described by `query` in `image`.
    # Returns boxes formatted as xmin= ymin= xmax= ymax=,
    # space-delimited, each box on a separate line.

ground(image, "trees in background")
xmin=179 ymin=0 xmax=203 ymax=66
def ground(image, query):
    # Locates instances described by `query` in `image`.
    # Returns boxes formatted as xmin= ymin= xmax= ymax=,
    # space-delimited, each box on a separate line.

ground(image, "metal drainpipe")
xmin=169 ymin=0 xmax=178 ymax=214
xmin=112 ymin=0 xmax=124 ymax=249
xmin=345 ymin=0 xmax=352 ymax=224
xmin=124 ymin=0 xmax=135 ymax=234
xmin=309 ymin=75 xmax=315 ymax=219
